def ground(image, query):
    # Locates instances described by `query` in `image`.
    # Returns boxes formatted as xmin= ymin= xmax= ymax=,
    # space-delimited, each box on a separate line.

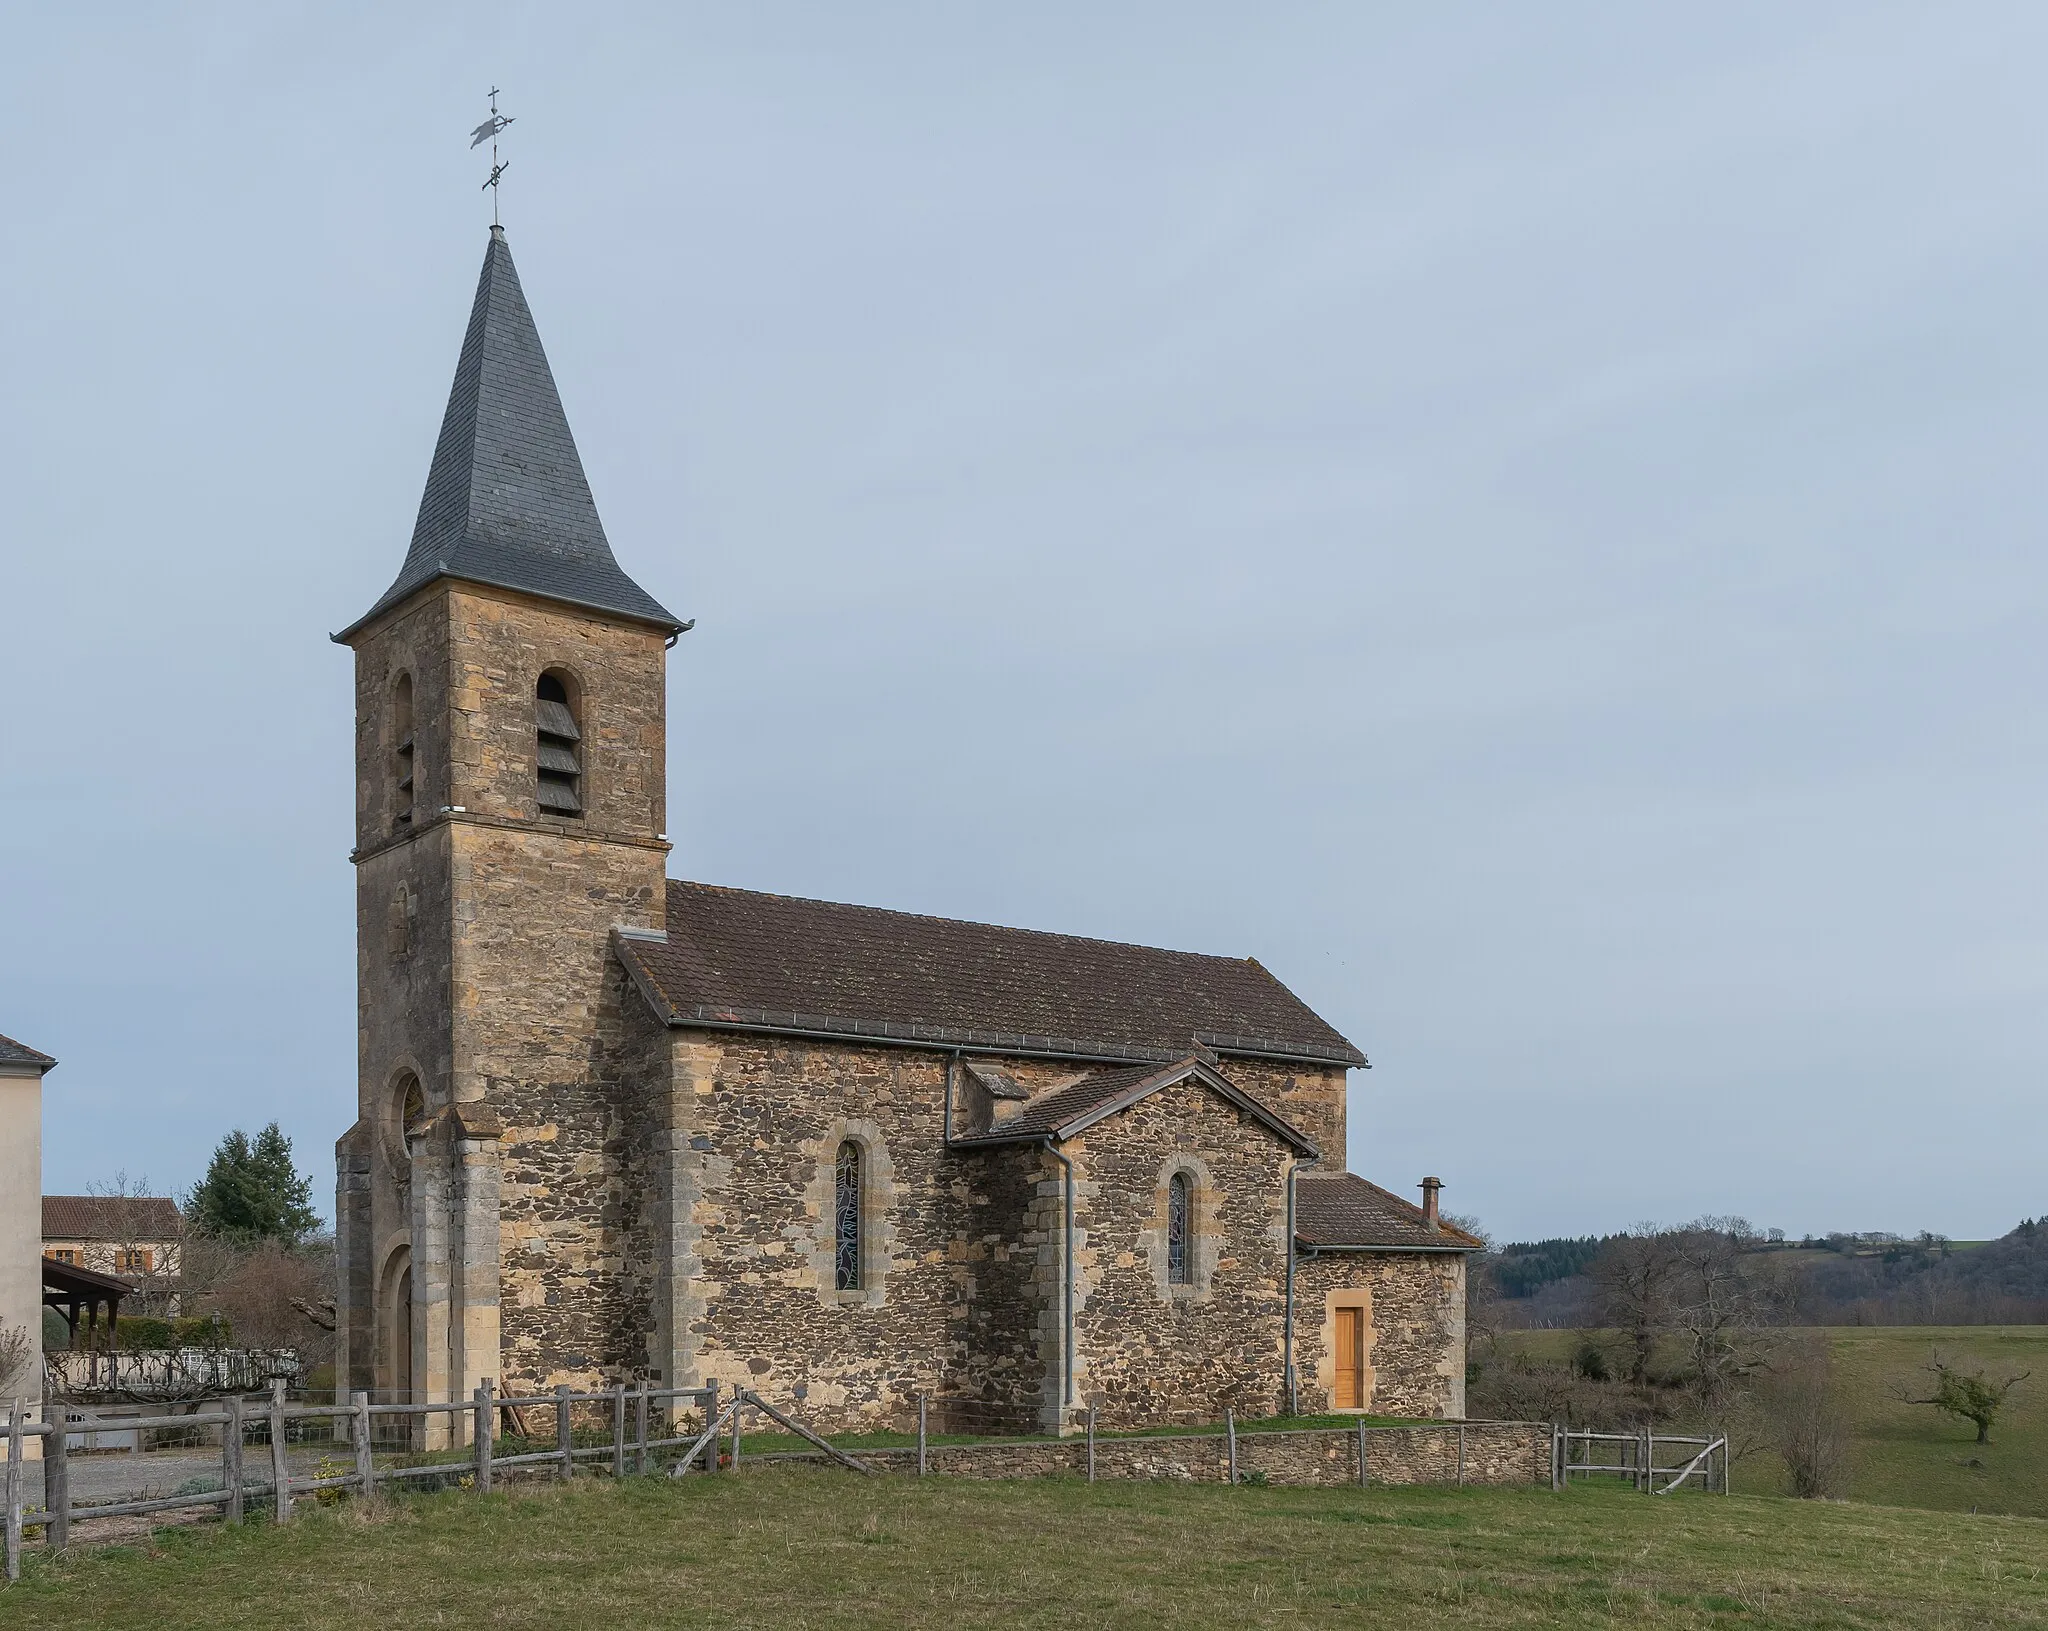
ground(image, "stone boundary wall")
xmin=749 ymin=1419 xmax=1552 ymax=1490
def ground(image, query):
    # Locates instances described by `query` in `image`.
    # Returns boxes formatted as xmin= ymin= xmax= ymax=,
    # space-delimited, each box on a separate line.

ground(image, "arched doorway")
xmin=378 ymin=1246 xmax=413 ymax=1404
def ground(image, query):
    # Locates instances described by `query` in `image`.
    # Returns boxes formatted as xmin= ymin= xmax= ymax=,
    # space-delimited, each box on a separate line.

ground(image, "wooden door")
xmin=1333 ymin=1307 xmax=1364 ymax=1410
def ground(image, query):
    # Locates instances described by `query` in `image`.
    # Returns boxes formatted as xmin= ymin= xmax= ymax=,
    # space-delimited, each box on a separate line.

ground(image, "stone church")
xmin=334 ymin=227 xmax=1480 ymax=1437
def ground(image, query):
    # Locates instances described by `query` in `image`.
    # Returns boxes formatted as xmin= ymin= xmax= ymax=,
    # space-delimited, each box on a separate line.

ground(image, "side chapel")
xmin=334 ymin=227 xmax=1481 ymax=1439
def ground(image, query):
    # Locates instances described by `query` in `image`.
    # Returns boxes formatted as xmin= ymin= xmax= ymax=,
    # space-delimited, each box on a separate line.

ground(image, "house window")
xmin=393 ymin=672 xmax=415 ymax=829
xmin=1166 ymin=1172 xmax=1192 ymax=1285
xmin=47 ymin=1248 xmax=78 ymax=1265
xmin=115 ymin=1248 xmax=153 ymax=1273
xmin=834 ymin=1141 xmax=862 ymax=1291
xmin=535 ymin=672 xmax=582 ymax=817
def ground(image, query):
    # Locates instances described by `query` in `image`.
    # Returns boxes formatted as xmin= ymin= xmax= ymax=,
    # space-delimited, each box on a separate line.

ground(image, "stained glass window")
xmin=834 ymin=1141 xmax=862 ymax=1291
xmin=1167 ymin=1172 xmax=1191 ymax=1285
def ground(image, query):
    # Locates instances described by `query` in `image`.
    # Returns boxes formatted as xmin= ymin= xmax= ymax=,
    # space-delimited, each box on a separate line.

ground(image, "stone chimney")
xmin=1420 ymin=1176 xmax=1442 ymax=1231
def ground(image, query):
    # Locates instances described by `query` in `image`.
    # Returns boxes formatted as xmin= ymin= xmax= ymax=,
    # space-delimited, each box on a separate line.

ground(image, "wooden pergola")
xmin=42 ymin=1256 xmax=134 ymax=1350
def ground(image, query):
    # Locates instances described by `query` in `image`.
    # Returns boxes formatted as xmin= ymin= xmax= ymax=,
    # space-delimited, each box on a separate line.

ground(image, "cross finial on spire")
xmin=471 ymin=86 xmax=514 ymax=226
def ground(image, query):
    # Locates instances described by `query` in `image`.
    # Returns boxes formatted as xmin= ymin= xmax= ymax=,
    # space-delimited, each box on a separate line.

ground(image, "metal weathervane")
xmin=471 ymin=87 xmax=515 ymax=224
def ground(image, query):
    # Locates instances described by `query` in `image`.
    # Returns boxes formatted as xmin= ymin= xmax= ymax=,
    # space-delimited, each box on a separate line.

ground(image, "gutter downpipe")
xmin=1044 ymin=1140 xmax=1076 ymax=1422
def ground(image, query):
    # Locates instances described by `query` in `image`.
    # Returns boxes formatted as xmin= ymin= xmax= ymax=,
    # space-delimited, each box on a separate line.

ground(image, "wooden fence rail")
xmin=5 ymin=1389 xmax=1570 ymax=1584
xmin=2 ymin=1380 xmax=718 ymax=1579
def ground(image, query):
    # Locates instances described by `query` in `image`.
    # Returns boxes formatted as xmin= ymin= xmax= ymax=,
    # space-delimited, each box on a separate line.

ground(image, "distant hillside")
xmin=1487 ymin=1217 xmax=2048 ymax=1327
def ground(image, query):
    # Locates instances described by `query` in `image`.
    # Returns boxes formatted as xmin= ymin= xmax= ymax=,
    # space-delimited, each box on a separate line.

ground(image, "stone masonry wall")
xmin=750 ymin=1420 xmax=1549 ymax=1488
xmin=1066 ymin=1075 xmax=1295 ymax=1429
xmin=344 ymin=580 xmax=671 ymax=1408
xmin=646 ymin=1034 xmax=1055 ymax=1436
xmin=1292 ymin=1250 xmax=1466 ymax=1418
xmin=1214 ymin=1058 xmax=1348 ymax=1173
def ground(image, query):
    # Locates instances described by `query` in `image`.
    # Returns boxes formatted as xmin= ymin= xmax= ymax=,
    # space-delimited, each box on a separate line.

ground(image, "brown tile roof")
xmin=618 ymin=881 xmax=1366 ymax=1068
xmin=952 ymin=1057 xmax=1318 ymax=1154
xmin=1293 ymin=1173 xmax=1484 ymax=1252
xmin=0 ymin=1032 xmax=56 ymax=1069
xmin=42 ymin=1196 xmax=183 ymax=1242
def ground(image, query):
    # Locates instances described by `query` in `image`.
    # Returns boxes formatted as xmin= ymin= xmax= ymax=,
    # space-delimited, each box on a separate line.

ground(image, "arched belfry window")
xmin=1166 ymin=1172 xmax=1192 ymax=1285
xmin=834 ymin=1141 xmax=862 ymax=1291
xmin=393 ymin=674 xmax=415 ymax=829
xmin=535 ymin=672 xmax=582 ymax=817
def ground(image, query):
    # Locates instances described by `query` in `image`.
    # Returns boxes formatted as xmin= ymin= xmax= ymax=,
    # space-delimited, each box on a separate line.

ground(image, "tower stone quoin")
xmin=334 ymin=226 xmax=1480 ymax=1442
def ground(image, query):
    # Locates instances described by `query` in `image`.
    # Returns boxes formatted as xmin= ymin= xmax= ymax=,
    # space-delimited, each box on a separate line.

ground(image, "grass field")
xmin=5 ymin=1466 xmax=2048 ymax=1629
xmin=1498 ymin=1325 xmax=2048 ymax=1517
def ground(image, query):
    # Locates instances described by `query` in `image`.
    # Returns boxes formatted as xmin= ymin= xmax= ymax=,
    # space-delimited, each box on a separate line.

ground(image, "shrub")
xmin=1758 ymin=1333 xmax=1851 ymax=1498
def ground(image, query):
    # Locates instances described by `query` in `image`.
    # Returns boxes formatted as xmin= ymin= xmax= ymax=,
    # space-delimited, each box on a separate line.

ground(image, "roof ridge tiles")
xmin=668 ymin=878 xmax=1276 ymax=971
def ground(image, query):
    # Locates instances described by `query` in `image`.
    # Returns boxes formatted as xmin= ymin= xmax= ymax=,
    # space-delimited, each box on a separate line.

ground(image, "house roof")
xmin=42 ymin=1196 xmax=183 ymax=1242
xmin=616 ymin=880 xmax=1367 ymax=1069
xmin=0 ymin=1032 xmax=55 ymax=1071
xmin=951 ymin=1057 xmax=1319 ymax=1155
xmin=338 ymin=226 xmax=684 ymax=642
xmin=1293 ymin=1173 xmax=1484 ymax=1252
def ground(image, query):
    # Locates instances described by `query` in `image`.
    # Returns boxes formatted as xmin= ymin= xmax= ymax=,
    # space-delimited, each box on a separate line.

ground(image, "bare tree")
xmin=190 ymin=1237 xmax=338 ymax=1371
xmin=1667 ymin=1219 xmax=1778 ymax=1407
xmin=1756 ymin=1331 xmax=1851 ymax=1498
xmin=0 ymin=1324 xmax=32 ymax=1395
xmin=76 ymin=1172 xmax=184 ymax=1316
xmin=1444 ymin=1212 xmax=1501 ymax=1359
xmin=1593 ymin=1226 xmax=1683 ymax=1387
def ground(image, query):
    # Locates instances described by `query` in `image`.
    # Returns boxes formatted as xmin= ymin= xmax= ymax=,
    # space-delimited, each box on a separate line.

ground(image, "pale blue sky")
xmin=5 ymin=5 xmax=2045 ymax=1240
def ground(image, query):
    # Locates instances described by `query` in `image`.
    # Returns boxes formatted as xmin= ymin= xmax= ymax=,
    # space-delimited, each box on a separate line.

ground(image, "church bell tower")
xmin=333 ymin=227 xmax=685 ymax=1427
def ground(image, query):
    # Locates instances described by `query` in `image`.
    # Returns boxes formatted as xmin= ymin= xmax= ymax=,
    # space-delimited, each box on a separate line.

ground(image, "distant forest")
xmin=1488 ymin=1216 xmax=2048 ymax=1327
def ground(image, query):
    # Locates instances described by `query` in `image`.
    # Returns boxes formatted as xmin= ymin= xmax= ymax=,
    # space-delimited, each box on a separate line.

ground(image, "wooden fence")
xmin=5 ymin=1387 xmax=1564 ymax=1583
xmin=4 ymin=1379 xmax=723 ymax=1580
xmin=1552 ymin=1425 xmax=1730 ymax=1494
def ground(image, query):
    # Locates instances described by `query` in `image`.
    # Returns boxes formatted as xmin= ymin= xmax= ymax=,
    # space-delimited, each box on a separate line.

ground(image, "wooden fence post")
xmin=1356 ymin=1418 xmax=1368 ymax=1489
xmin=43 ymin=1406 xmax=68 ymax=1555
xmin=1225 ymin=1408 xmax=1237 ymax=1486
xmin=354 ymin=1392 xmax=375 ymax=1501
xmin=916 ymin=1395 xmax=927 ymax=1477
xmin=556 ymin=1384 xmax=573 ymax=1481
xmin=703 ymin=1382 xmax=719 ymax=1473
xmin=634 ymin=1384 xmax=650 ymax=1477
xmin=729 ymin=1391 xmax=742 ymax=1472
xmin=611 ymin=1384 xmax=627 ymax=1480
xmin=224 ymin=1395 xmax=245 ymax=1524
xmin=269 ymin=1381 xmax=292 ymax=1524
xmin=5 ymin=1398 xmax=23 ymax=1585
xmin=1086 ymin=1405 xmax=1096 ymax=1484
xmin=474 ymin=1383 xmax=493 ymax=1495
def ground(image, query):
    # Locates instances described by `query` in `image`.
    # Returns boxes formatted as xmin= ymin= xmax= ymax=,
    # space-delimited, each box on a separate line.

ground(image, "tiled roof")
xmin=339 ymin=227 xmax=684 ymax=641
xmin=42 ymin=1196 xmax=183 ymax=1242
xmin=951 ymin=1057 xmax=1319 ymax=1155
xmin=617 ymin=880 xmax=1366 ymax=1068
xmin=0 ymin=1032 xmax=55 ymax=1070
xmin=1293 ymin=1173 xmax=1483 ymax=1251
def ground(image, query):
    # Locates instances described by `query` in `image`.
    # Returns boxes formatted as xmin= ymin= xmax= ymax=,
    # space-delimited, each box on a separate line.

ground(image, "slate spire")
xmin=340 ymin=226 xmax=683 ymax=639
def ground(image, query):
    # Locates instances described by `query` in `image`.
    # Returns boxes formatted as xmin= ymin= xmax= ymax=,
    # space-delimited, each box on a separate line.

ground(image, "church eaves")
xmin=337 ymin=226 xmax=684 ymax=642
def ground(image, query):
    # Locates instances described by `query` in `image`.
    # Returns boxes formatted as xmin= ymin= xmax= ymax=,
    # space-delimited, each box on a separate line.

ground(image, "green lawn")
xmin=6 ymin=1467 xmax=2048 ymax=1629
xmin=1497 ymin=1325 xmax=2048 ymax=1517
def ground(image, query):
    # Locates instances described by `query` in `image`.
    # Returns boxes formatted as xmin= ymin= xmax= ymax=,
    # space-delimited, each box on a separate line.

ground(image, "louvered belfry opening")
xmin=393 ymin=673 xmax=415 ymax=829
xmin=535 ymin=671 xmax=583 ymax=816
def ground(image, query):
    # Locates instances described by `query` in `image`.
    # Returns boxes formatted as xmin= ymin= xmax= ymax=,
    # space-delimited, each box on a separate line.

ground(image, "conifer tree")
xmin=187 ymin=1122 xmax=320 ymax=1243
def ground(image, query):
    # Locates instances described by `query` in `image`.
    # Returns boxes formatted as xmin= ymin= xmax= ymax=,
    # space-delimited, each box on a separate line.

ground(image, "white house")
xmin=1 ymin=1032 xmax=56 ymax=1450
